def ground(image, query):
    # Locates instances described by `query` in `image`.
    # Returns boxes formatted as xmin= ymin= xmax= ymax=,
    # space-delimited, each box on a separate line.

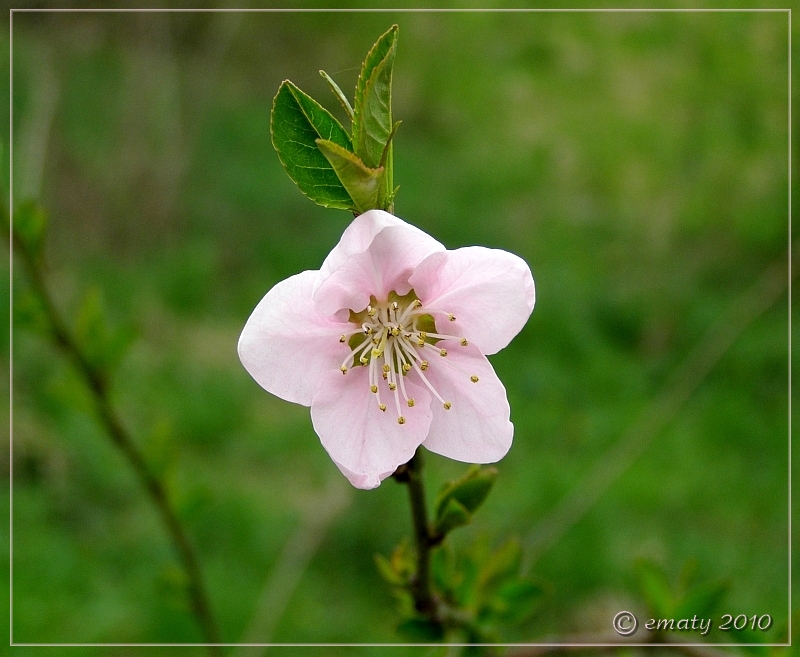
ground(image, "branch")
xmin=10 ymin=222 xmax=222 ymax=654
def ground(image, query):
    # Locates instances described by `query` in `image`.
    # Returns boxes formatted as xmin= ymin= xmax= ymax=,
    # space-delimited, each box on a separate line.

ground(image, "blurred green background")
xmin=4 ymin=6 xmax=793 ymax=654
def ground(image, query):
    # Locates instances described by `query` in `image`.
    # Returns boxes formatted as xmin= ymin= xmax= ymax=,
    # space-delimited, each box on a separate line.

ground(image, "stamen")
xmin=379 ymin=404 xmax=386 ymax=412
xmin=470 ymin=375 xmax=479 ymax=383
xmin=460 ymin=338 xmax=468 ymax=346
xmin=439 ymin=348 xmax=447 ymax=357
xmin=340 ymin=366 xmax=347 ymax=375
xmin=443 ymin=402 xmax=452 ymax=410
xmin=388 ymin=383 xmax=397 ymax=391
xmin=448 ymin=314 xmax=456 ymax=321
xmin=397 ymin=416 xmax=405 ymax=424
xmin=407 ymin=398 xmax=415 ymax=407
xmin=421 ymin=360 xmax=429 ymax=370
xmin=371 ymin=385 xmax=378 ymax=393
xmin=339 ymin=335 xmax=346 ymax=343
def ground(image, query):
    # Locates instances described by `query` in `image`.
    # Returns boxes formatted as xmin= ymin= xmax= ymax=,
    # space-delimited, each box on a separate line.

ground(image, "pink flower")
xmin=238 ymin=210 xmax=535 ymax=489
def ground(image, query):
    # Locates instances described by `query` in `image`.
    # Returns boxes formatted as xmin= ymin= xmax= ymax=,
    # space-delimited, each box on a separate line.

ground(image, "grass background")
xmin=4 ymin=5 xmax=794 ymax=655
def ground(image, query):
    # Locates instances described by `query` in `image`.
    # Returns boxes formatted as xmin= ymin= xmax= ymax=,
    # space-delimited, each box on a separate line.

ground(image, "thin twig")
xmin=11 ymin=226 xmax=222 ymax=654
xmin=403 ymin=449 xmax=436 ymax=616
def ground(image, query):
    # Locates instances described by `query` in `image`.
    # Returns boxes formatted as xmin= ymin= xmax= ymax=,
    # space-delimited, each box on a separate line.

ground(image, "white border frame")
xmin=7 ymin=7 xmax=792 ymax=650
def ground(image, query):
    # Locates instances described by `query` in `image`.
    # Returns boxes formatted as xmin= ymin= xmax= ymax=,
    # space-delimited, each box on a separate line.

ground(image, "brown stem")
xmin=402 ymin=449 xmax=435 ymax=615
xmin=12 ymin=231 xmax=222 ymax=654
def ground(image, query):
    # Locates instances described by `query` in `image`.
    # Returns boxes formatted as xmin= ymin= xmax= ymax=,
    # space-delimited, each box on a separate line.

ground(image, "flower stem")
xmin=398 ymin=448 xmax=436 ymax=615
xmin=10 ymin=223 xmax=222 ymax=654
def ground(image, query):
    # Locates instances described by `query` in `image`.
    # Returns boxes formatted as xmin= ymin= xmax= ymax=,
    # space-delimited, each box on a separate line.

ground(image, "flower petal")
xmin=238 ymin=270 xmax=349 ymax=406
xmin=418 ymin=340 xmax=513 ymax=463
xmin=314 ymin=223 xmax=445 ymax=317
xmin=409 ymin=246 xmax=535 ymax=355
xmin=311 ymin=366 xmax=432 ymax=489
xmin=318 ymin=209 xmax=443 ymax=281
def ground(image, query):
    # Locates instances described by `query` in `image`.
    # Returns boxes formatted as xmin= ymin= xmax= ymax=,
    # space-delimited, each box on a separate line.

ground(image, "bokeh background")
xmin=3 ymin=5 xmax=793 ymax=654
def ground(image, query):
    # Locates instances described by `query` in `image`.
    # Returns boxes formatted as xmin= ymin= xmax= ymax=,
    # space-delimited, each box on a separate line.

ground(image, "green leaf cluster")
xmin=74 ymin=287 xmax=137 ymax=376
xmin=270 ymin=25 xmax=400 ymax=215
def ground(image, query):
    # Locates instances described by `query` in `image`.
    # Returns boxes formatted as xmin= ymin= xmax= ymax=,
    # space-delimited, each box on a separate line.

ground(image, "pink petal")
xmin=409 ymin=246 xmax=535 ymax=355
xmin=314 ymin=224 xmax=445 ymax=318
xmin=418 ymin=340 xmax=513 ymax=463
xmin=238 ymin=270 xmax=350 ymax=406
xmin=310 ymin=366 xmax=433 ymax=489
xmin=318 ymin=209 xmax=443 ymax=281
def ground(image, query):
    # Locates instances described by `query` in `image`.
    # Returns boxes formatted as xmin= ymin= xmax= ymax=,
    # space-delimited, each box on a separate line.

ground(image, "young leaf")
xmin=13 ymin=200 xmax=48 ymax=261
xmin=476 ymin=538 xmax=522 ymax=594
xmin=487 ymin=579 xmax=546 ymax=624
xmin=635 ymin=559 xmax=674 ymax=618
xmin=319 ymin=70 xmax=354 ymax=122
xmin=316 ymin=139 xmax=383 ymax=214
xmin=435 ymin=465 xmax=498 ymax=521
xmin=352 ymin=25 xmax=398 ymax=169
xmin=375 ymin=553 xmax=406 ymax=586
xmin=270 ymin=80 xmax=355 ymax=210
xmin=74 ymin=287 xmax=110 ymax=371
xmin=433 ymin=496 xmax=471 ymax=537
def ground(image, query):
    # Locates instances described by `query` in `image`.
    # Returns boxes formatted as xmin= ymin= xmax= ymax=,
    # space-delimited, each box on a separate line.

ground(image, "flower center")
xmin=336 ymin=291 xmax=479 ymax=425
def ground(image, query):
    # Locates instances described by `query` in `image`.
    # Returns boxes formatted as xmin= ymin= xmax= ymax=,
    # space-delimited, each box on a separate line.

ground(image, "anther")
xmin=421 ymin=361 xmax=429 ymax=371
xmin=470 ymin=375 xmax=479 ymax=383
xmin=392 ymin=301 xmax=399 ymax=310
xmin=372 ymin=349 xmax=381 ymax=357
xmin=407 ymin=398 xmax=415 ymax=407
xmin=379 ymin=404 xmax=387 ymax=412
xmin=397 ymin=416 xmax=405 ymax=425
xmin=339 ymin=335 xmax=346 ymax=343
xmin=448 ymin=314 xmax=456 ymax=321
xmin=419 ymin=332 xmax=427 ymax=340
xmin=360 ymin=356 xmax=368 ymax=365
xmin=340 ymin=366 xmax=347 ymax=375
xmin=402 ymin=363 xmax=411 ymax=373
xmin=371 ymin=385 xmax=378 ymax=393
xmin=382 ymin=364 xmax=390 ymax=373
xmin=389 ymin=383 xmax=397 ymax=391
xmin=391 ymin=327 xmax=400 ymax=336
xmin=368 ymin=306 xmax=376 ymax=317
xmin=460 ymin=338 xmax=468 ymax=346
xmin=412 ymin=300 xmax=422 ymax=308
xmin=443 ymin=402 xmax=452 ymax=410
xmin=440 ymin=349 xmax=447 ymax=357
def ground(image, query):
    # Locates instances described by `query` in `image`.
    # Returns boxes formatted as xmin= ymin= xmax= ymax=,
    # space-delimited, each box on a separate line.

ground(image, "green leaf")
xmin=375 ymin=553 xmax=406 ymax=586
xmin=270 ymin=80 xmax=355 ymax=210
xmin=13 ymin=200 xmax=48 ymax=260
xmin=316 ymin=139 xmax=383 ymax=214
xmin=672 ymin=580 xmax=729 ymax=621
xmin=635 ymin=560 xmax=674 ymax=618
xmin=397 ymin=617 xmax=444 ymax=642
xmin=74 ymin=287 xmax=109 ymax=371
xmin=488 ymin=579 xmax=546 ymax=623
xmin=319 ymin=70 xmax=354 ymax=122
xmin=477 ymin=538 xmax=522 ymax=594
xmin=435 ymin=465 xmax=498 ymax=521
xmin=352 ymin=24 xmax=398 ymax=170
xmin=433 ymin=496 xmax=471 ymax=537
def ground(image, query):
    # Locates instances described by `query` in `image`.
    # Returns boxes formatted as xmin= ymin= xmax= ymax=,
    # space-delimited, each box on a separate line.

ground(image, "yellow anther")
xmin=443 ymin=402 xmax=452 ymax=410
xmin=368 ymin=306 xmax=376 ymax=317
xmin=460 ymin=338 xmax=468 ymax=346
xmin=440 ymin=349 xmax=447 ymax=357
xmin=340 ymin=366 xmax=347 ymax=375
xmin=391 ymin=327 xmax=400 ymax=336
xmin=417 ymin=339 xmax=425 ymax=347
xmin=360 ymin=356 xmax=368 ymax=365
xmin=402 ymin=363 xmax=411 ymax=373
xmin=392 ymin=301 xmax=399 ymax=310
xmin=397 ymin=416 xmax=405 ymax=425
xmin=448 ymin=314 xmax=456 ymax=322
xmin=389 ymin=383 xmax=397 ymax=391
xmin=379 ymin=404 xmax=387 ymax=412
xmin=382 ymin=364 xmax=390 ymax=373
xmin=339 ymin=335 xmax=346 ymax=343
xmin=372 ymin=349 xmax=381 ymax=357
xmin=407 ymin=398 xmax=415 ymax=407
xmin=382 ymin=372 xmax=388 ymax=379
xmin=470 ymin=375 xmax=479 ymax=383
xmin=364 ymin=327 xmax=372 ymax=335
xmin=412 ymin=300 xmax=422 ymax=308
xmin=419 ymin=332 xmax=427 ymax=340
xmin=370 ymin=385 xmax=378 ymax=393
xmin=421 ymin=361 xmax=429 ymax=371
